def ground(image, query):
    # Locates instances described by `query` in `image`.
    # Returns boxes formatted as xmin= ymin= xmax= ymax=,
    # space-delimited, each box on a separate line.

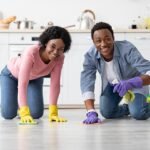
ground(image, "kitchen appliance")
xmin=47 ymin=21 xmax=54 ymax=27
xmin=14 ymin=18 xmax=35 ymax=29
xmin=8 ymin=32 xmax=39 ymax=58
xmin=76 ymin=9 xmax=96 ymax=30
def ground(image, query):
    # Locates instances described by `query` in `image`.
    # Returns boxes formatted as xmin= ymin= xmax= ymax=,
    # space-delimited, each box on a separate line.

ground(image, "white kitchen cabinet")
xmin=125 ymin=32 xmax=150 ymax=60
xmin=62 ymin=33 xmax=92 ymax=105
xmin=0 ymin=33 xmax=9 ymax=71
xmin=62 ymin=42 xmax=93 ymax=105
xmin=114 ymin=32 xmax=125 ymax=40
xmin=42 ymin=77 xmax=63 ymax=105
xmin=8 ymin=32 xmax=40 ymax=58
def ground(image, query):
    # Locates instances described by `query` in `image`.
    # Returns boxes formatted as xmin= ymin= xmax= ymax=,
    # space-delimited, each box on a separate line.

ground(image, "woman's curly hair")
xmin=39 ymin=26 xmax=72 ymax=53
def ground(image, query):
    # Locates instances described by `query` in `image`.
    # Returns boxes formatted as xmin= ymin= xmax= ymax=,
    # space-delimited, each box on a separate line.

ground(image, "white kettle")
xmin=77 ymin=9 xmax=96 ymax=30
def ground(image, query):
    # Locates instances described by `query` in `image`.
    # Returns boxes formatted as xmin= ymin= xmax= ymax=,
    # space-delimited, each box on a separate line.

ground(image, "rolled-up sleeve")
xmin=80 ymin=52 xmax=97 ymax=101
xmin=146 ymin=71 xmax=150 ymax=76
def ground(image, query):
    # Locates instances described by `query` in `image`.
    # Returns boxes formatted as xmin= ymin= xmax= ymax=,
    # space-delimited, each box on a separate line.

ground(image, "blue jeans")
xmin=0 ymin=66 xmax=44 ymax=119
xmin=100 ymin=83 xmax=150 ymax=120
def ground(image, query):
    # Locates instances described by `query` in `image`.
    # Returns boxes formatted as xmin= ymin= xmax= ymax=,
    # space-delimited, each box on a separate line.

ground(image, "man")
xmin=80 ymin=22 xmax=150 ymax=124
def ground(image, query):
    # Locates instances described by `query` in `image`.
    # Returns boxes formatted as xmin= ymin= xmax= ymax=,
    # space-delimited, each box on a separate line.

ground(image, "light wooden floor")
xmin=0 ymin=109 xmax=150 ymax=150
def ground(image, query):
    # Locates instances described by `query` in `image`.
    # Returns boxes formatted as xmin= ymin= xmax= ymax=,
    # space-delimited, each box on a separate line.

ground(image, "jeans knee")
xmin=130 ymin=110 xmax=149 ymax=120
xmin=31 ymin=111 xmax=43 ymax=119
xmin=100 ymin=109 xmax=114 ymax=119
xmin=1 ymin=112 xmax=16 ymax=119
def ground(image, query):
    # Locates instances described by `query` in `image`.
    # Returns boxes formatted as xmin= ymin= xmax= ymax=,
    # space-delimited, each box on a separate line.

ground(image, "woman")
xmin=80 ymin=22 xmax=150 ymax=124
xmin=1 ymin=26 xmax=71 ymax=124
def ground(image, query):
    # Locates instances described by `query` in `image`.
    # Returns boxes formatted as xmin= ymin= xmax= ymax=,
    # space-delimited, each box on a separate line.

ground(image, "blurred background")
xmin=1 ymin=0 xmax=150 ymax=29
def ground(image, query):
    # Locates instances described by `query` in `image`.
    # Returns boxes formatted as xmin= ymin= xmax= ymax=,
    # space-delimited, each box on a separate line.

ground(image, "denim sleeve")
xmin=80 ymin=52 xmax=97 ymax=94
xmin=126 ymin=46 xmax=150 ymax=74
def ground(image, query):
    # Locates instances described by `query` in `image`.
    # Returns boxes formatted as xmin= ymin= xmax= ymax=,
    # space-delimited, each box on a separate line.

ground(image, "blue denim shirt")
xmin=80 ymin=40 xmax=150 ymax=97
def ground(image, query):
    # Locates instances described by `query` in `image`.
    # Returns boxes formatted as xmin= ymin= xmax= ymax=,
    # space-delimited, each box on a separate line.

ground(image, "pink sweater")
xmin=7 ymin=44 xmax=64 ymax=107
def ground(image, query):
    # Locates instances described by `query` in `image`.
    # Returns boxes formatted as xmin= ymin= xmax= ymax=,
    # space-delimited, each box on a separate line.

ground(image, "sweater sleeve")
xmin=18 ymin=50 xmax=34 ymax=107
xmin=49 ymin=56 xmax=64 ymax=105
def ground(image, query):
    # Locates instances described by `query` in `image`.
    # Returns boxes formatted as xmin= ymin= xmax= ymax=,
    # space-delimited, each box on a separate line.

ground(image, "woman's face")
xmin=44 ymin=38 xmax=65 ymax=61
xmin=93 ymin=29 xmax=114 ymax=61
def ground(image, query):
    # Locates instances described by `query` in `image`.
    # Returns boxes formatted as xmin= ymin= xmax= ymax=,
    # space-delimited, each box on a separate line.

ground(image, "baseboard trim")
xmin=44 ymin=104 xmax=99 ymax=109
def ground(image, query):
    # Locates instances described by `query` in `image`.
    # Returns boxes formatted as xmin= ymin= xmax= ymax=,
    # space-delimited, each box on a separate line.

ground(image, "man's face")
xmin=93 ymin=29 xmax=114 ymax=61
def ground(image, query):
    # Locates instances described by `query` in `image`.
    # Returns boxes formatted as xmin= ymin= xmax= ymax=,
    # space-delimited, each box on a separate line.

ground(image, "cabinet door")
xmin=42 ymin=77 xmax=63 ymax=105
xmin=0 ymin=45 xmax=9 ymax=71
xmin=9 ymin=33 xmax=40 ymax=45
xmin=125 ymin=33 xmax=150 ymax=60
xmin=62 ymin=33 xmax=100 ymax=105
xmin=0 ymin=33 xmax=9 ymax=71
xmin=114 ymin=32 xmax=125 ymax=41
xmin=8 ymin=45 xmax=27 ymax=58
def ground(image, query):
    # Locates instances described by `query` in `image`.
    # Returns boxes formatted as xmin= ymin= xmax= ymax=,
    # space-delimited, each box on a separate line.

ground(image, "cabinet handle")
xmin=21 ymin=36 xmax=24 ymax=40
xmin=135 ymin=37 xmax=150 ymax=40
xmin=32 ymin=37 xmax=39 ymax=41
xmin=18 ymin=53 xmax=21 ymax=56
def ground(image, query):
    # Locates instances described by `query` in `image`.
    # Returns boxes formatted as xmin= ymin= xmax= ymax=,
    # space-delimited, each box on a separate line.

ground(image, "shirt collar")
xmin=113 ymin=42 xmax=120 ymax=57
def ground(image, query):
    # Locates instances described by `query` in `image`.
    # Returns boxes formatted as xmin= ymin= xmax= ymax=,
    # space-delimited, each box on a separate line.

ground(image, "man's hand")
xmin=83 ymin=111 xmax=101 ymax=124
xmin=113 ymin=77 xmax=142 ymax=97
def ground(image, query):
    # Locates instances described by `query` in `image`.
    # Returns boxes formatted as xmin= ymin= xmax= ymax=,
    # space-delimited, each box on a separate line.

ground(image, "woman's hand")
xmin=18 ymin=106 xmax=37 ymax=124
xmin=48 ymin=105 xmax=67 ymax=122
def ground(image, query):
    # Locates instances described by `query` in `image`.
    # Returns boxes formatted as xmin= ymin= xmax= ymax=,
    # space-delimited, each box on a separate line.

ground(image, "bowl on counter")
xmin=0 ymin=23 xmax=9 ymax=30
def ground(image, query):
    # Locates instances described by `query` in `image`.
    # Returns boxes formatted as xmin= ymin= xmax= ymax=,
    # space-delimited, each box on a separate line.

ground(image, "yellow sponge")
xmin=18 ymin=121 xmax=38 ymax=125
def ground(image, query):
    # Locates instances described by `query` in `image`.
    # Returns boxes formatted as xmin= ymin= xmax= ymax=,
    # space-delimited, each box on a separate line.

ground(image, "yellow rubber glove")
xmin=48 ymin=105 xmax=67 ymax=122
xmin=18 ymin=106 xmax=37 ymax=124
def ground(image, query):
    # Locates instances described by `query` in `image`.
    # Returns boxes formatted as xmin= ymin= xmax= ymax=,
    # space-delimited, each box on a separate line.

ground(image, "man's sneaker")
xmin=122 ymin=104 xmax=130 ymax=116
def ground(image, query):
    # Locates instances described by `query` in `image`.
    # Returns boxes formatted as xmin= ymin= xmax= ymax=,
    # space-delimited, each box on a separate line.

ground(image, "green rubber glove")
xmin=123 ymin=90 xmax=135 ymax=103
xmin=18 ymin=106 xmax=37 ymax=124
xmin=146 ymin=95 xmax=150 ymax=103
xmin=49 ymin=105 xmax=67 ymax=122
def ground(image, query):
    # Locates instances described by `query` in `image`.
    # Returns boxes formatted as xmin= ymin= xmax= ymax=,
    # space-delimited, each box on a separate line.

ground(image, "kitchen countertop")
xmin=1 ymin=29 xmax=150 ymax=33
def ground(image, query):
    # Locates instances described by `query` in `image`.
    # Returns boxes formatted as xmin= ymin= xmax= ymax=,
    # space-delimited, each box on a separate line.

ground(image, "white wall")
xmin=0 ymin=0 xmax=150 ymax=29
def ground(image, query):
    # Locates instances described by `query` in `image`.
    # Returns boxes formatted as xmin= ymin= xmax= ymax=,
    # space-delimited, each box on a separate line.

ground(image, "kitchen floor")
xmin=0 ymin=109 xmax=150 ymax=150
